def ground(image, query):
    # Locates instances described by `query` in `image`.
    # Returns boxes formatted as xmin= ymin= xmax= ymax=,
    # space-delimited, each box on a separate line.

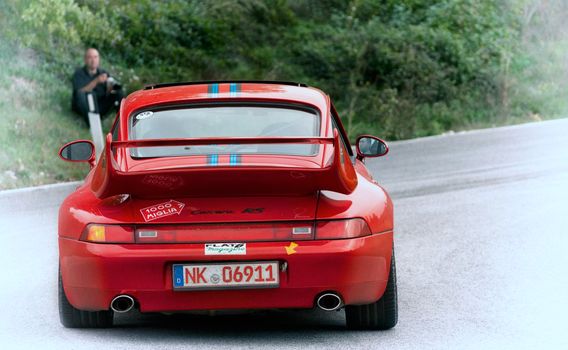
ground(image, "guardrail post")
xmin=86 ymin=93 xmax=104 ymax=162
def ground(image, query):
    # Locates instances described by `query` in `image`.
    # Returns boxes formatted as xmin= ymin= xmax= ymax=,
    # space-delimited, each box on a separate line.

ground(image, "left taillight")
xmin=81 ymin=224 xmax=135 ymax=243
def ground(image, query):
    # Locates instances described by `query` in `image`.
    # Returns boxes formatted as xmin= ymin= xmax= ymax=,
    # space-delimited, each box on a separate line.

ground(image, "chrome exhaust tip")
xmin=110 ymin=295 xmax=135 ymax=313
xmin=316 ymin=293 xmax=343 ymax=311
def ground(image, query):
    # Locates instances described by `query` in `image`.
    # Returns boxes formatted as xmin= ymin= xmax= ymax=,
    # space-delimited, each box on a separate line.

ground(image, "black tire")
xmin=58 ymin=270 xmax=113 ymax=328
xmin=345 ymin=247 xmax=398 ymax=330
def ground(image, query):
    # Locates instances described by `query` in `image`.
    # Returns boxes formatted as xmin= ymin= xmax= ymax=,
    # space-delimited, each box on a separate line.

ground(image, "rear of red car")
xmin=58 ymin=81 xmax=397 ymax=330
xmin=59 ymin=218 xmax=393 ymax=311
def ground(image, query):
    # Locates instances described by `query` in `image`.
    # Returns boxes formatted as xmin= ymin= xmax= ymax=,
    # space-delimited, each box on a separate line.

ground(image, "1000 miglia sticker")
xmin=140 ymin=200 xmax=185 ymax=222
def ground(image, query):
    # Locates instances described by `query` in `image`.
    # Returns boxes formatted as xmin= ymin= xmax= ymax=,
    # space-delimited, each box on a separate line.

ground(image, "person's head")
xmin=84 ymin=48 xmax=100 ymax=71
xmin=359 ymin=136 xmax=371 ymax=153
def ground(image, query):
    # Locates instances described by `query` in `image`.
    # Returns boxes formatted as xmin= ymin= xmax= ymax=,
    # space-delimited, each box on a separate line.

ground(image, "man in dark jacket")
xmin=71 ymin=48 xmax=124 ymax=123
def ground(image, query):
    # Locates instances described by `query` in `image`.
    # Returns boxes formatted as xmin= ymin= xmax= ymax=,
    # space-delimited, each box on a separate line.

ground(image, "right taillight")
xmin=315 ymin=218 xmax=371 ymax=240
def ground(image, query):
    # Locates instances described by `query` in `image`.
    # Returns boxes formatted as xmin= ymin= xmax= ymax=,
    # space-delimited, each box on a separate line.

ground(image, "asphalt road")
xmin=1 ymin=119 xmax=567 ymax=349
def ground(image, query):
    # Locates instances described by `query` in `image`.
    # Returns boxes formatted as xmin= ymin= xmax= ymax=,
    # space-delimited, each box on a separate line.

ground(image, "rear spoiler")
xmin=90 ymin=130 xmax=357 ymax=198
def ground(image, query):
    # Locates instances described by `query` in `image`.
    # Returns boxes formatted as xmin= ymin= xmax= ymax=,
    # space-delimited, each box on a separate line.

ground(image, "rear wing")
xmin=90 ymin=130 xmax=357 ymax=198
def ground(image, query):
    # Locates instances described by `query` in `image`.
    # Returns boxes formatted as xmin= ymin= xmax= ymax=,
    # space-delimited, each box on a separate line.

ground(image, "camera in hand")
xmin=106 ymin=76 xmax=122 ymax=91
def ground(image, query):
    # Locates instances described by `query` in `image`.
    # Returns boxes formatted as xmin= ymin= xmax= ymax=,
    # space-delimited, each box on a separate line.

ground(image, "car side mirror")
xmin=59 ymin=140 xmax=96 ymax=167
xmin=356 ymin=135 xmax=388 ymax=160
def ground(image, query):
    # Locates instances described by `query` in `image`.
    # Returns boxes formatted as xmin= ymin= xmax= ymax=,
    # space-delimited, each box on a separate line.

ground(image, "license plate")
xmin=172 ymin=261 xmax=279 ymax=290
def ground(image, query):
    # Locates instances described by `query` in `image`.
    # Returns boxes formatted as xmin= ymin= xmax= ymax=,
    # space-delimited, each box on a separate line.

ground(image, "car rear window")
xmin=129 ymin=104 xmax=320 ymax=158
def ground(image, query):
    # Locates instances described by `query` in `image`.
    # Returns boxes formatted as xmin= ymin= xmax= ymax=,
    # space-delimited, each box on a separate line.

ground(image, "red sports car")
xmin=58 ymin=81 xmax=397 ymax=330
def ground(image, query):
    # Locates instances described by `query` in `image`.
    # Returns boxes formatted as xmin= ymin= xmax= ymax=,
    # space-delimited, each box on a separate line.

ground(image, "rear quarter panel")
xmin=316 ymin=160 xmax=393 ymax=234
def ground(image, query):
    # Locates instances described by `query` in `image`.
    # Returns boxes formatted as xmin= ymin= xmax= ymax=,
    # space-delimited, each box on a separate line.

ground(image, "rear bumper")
xmin=59 ymin=232 xmax=393 ymax=312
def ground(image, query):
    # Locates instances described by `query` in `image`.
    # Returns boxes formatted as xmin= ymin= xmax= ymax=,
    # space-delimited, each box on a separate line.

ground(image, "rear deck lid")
xmin=91 ymin=132 xmax=356 ymax=198
xmin=90 ymin=102 xmax=357 ymax=198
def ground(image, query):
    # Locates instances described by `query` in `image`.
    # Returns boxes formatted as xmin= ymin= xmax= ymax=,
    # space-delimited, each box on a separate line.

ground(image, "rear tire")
xmin=345 ymin=247 xmax=398 ymax=330
xmin=58 ymin=270 xmax=113 ymax=328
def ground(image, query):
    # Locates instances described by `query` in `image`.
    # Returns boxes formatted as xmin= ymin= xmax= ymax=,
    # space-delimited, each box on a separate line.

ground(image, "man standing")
xmin=71 ymin=48 xmax=124 ymax=123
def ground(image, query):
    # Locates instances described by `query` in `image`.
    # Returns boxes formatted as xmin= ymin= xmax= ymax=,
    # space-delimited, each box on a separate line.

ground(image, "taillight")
xmin=80 ymin=219 xmax=371 ymax=244
xmin=81 ymin=224 xmax=135 ymax=243
xmin=315 ymin=218 xmax=371 ymax=240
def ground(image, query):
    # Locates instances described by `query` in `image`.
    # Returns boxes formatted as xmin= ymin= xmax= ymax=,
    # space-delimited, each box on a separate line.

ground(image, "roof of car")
xmin=121 ymin=81 xmax=330 ymax=118
xmin=143 ymin=80 xmax=309 ymax=90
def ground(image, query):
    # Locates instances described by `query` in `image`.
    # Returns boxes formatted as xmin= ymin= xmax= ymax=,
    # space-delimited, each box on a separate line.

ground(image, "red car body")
xmin=58 ymin=81 xmax=396 ymax=329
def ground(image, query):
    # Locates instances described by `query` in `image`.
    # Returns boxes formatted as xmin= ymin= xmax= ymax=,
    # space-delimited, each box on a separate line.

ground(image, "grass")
xmin=0 ymin=39 xmax=111 ymax=189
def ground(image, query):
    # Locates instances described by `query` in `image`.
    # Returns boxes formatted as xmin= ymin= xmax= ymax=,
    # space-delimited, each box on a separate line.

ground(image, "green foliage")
xmin=287 ymin=0 xmax=525 ymax=138
xmin=20 ymin=0 xmax=119 ymax=77
xmin=0 ymin=38 xmax=91 ymax=189
xmin=8 ymin=0 xmax=568 ymax=143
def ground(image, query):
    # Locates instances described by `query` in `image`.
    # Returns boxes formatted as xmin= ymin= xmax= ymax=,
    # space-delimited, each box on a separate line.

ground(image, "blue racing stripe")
xmin=230 ymin=154 xmax=241 ymax=166
xmin=208 ymin=83 xmax=219 ymax=97
xmin=229 ymin=83 xmax=241 ymax=96
xmin=207 ymin=154 xmax=219 ymax=165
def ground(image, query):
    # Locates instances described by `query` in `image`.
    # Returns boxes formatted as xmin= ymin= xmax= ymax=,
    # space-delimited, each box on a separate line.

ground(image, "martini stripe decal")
xmin=207 ymin=154 xmax=219 ymax=165
xmin=208 ymin=83 xmax=219 ymax=97
xmin=229 ymin=154 xmax=242 ymax=165
xmin=229 ymin=83 xmax=241 ymax=96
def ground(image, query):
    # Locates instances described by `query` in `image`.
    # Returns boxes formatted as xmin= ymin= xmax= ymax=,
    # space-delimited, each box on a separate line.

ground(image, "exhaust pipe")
xmin=110 ymin=295 xmax=135 ymax=313
xmin=316 ymin=293 xmax=343 ymax=311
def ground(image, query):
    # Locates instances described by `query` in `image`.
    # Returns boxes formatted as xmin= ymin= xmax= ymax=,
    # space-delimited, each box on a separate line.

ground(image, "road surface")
xmin=1 ymin=119 xmax=567 ymax=349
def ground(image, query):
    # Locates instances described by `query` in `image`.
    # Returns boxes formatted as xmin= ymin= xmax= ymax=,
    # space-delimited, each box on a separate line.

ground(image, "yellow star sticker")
xmin=285 ymin=242 xmax=298 ymax=255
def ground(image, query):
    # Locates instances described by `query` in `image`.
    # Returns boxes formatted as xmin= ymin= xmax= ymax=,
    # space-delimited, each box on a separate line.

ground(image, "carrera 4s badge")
xmin=205 ymin=243 xmax=246 ymax=255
